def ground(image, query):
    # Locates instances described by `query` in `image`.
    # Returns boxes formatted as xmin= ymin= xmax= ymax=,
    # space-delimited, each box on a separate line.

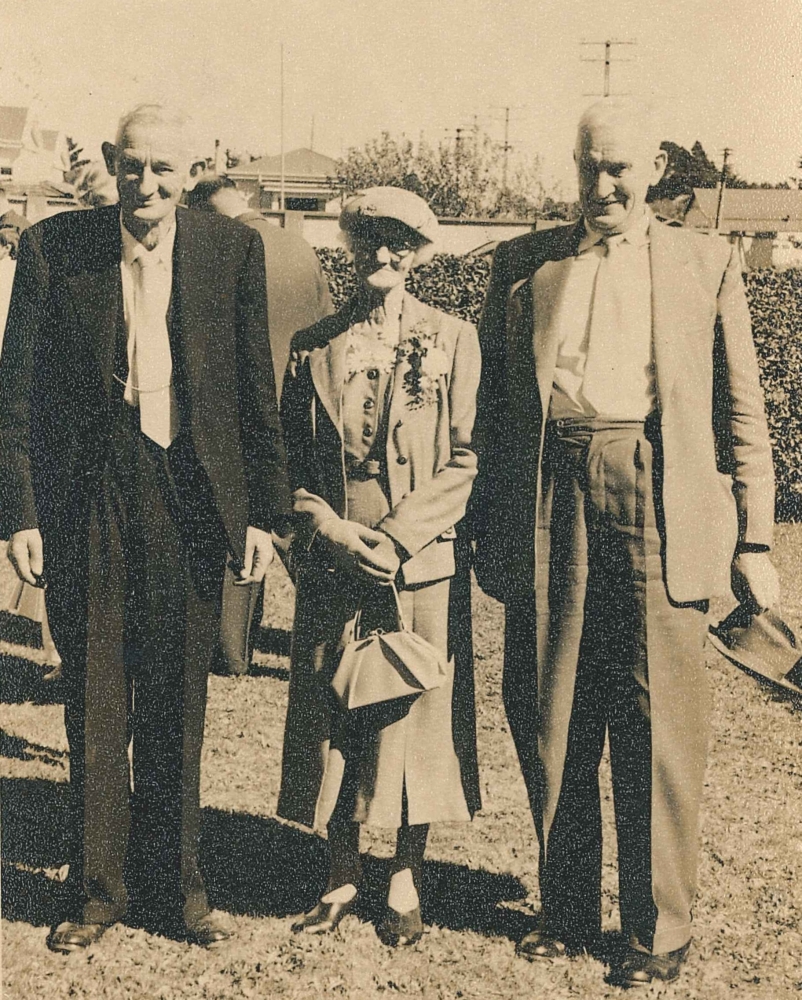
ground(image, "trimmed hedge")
xmin=316 ymin=248 xmax=802 ymax=521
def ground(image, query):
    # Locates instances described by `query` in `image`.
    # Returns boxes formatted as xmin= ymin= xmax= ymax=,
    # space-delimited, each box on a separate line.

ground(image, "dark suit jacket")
xmin=472 ymin=217 xmax=775 ymax=605
xmin=236 ymin=211 xmax=333 ymax=398
xmin=0 ymin=205 xmax=291 ymax=560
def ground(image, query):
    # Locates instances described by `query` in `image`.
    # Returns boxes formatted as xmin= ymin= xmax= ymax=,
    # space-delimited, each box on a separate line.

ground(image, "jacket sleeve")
xmin=275 ymin=343 xmax=341 ymax=577
xmin=377 ymin=319 xmax=481 ymax=557
xmin=235 ymin=228 xmax=292 ymax=532
xmin=0 ymin=228 xmax=45 ymax=537
xmin=467 ymin=241 xmax=510 ymax=539
xmin=714 ymin=244 xmax=775 ymax=548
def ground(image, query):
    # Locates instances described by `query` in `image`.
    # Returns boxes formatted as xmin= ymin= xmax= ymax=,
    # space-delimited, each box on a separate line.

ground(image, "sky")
xmin=3 ymin=0 xmax=802 ymax=196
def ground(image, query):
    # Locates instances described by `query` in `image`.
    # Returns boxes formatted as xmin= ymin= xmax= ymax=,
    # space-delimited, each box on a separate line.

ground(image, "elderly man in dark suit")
xmin=187 ymin=175 xmax=332 ymax=675
xmin=0 ymin=105 xmax=291 ymax=952
xmin=473 ymin=99 xmax=778 ymax=987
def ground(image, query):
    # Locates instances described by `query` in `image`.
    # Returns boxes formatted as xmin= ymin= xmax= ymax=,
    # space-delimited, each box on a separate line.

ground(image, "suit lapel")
xmin=530 ymin=222 xmax=584 ymax=413
xmin=64 ymin=207 xmax=123 ymax=394
xmin=307 ymin=306 xmax=353 ymax=434
xmin=388 ymin=293 xmax=427 ymax=427
xmin=649 ymin=219 xmax=694 ymax=409
xmin=171 ymin=208 xmax=211 ymax=400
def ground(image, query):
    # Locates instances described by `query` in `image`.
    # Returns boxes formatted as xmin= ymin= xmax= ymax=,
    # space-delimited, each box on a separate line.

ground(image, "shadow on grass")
xmin=2 ymin=776 xmax=530 ymax=944
xmin=252 ymin=626 xmax=292 ymax=659
xmin=0 ymin=652 xmax=64 ymax=705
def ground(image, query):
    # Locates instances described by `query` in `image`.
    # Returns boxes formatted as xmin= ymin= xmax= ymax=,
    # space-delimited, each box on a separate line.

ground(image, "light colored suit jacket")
xmin=473 ymin=216 xmax=775 ymax=604
xmin=281 ymin=292 xmax=481 ymax=586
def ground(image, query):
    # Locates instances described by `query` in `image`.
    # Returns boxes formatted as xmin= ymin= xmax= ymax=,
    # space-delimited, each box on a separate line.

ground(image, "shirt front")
xmin=545 ymin=211 xmax=654 ymax=421
xmin=119 ymin=213 xmax=177 ymax=409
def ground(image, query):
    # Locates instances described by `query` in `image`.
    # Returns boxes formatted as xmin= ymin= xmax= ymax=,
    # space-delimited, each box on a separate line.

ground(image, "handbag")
xmin=330 ymin=583 xmax=446 ymax=710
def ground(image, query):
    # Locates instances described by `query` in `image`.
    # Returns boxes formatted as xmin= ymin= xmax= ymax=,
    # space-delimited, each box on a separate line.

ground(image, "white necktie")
xmin=581 ymin=238 xmax=633 ymax=416
xmin=132 ymin=254 xmax=178 ymax=449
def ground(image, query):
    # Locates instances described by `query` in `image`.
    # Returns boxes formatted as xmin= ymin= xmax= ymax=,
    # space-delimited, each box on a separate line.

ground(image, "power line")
xmin=580 ymin=38 xmax=636 ymax=97
xmin=715 ymin=147 xmax=733 ymax=230
xmin=489 ymin=105 xmax=526 ymax=192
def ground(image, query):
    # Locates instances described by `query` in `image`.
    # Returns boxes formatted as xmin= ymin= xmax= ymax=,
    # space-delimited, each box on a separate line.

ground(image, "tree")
xmin=63 ymin=136 xmax=91 ymax=185
xmin=334 ymin=130 xmax=563 ymax=220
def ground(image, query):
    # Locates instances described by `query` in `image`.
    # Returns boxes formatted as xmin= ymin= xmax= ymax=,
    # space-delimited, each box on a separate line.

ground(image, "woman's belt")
xmin=346 ymin=457 xmax=383 ymax=480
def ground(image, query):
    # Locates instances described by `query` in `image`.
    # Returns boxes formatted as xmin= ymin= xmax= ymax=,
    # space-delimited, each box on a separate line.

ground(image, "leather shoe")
xmin=47 ymin=920 xmax=112 ymax=953
xmin=291 ymin=895 xmax=358 ymax=935
xmin=614 ymin=940 xmax=691 ymax=986
xmin=183 ymin=910 xmax=234 ymax=948
xmin=377 ymin=905 xmax=424 ymax=947
xmin=516 ymin=928 xmax=569 ymax=961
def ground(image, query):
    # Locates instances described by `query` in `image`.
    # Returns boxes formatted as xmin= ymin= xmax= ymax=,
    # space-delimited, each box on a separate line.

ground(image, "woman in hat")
xmin=277 ymin=187 xmax=481 ymax=945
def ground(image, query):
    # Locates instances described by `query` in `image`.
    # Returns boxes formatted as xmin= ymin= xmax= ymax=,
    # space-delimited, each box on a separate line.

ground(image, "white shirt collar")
xmin=120 ymin=210 xmax=177 ymax=267
xmin=579 ymin=209 xmax=651 ymax=254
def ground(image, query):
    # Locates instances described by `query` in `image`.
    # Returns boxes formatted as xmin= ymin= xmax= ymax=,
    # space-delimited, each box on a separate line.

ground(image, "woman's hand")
xmin=318 ymin=518 xmax=400 ymax=584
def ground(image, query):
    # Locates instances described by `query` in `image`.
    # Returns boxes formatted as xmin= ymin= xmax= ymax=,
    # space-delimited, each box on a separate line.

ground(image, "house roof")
xmin=37 ymin=128 xmax=61 ymax=152
xmin=0 ymin=106 xmax=29 ymax=146
xmin=686 ymin=187 xmax=802 ymax=233
xmin=229 ymin=147 xmax=337 ymax=180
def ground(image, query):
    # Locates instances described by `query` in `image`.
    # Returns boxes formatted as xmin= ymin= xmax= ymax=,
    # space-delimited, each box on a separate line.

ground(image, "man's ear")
xmin=101 ymin=142 xmax=118 ymax=176
xmin=185 ymin=159 xmax=208 ymax=192
xmin=652 ymin=148 xmax=668 ymax=187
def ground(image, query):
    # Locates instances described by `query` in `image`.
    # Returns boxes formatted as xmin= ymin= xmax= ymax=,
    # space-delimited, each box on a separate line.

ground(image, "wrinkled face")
xmin=105 ymin=122 xmax=192 ymax=228
xmin=351 ymin=220 xmax=421 ymax=291
xmin=575 ymin=117 xmax=666 ymax=235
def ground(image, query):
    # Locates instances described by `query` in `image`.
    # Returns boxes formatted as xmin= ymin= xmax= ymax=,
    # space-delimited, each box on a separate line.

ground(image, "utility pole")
xmin=580 ymin=38 xmax=636 ymax=97
xmin=715 ymin=147 xmax=732 ymax=230
xmin=279 ymin=41 xmax=286 ymax=213
xmin=310 ymin=114 xmax=315 ymax=152
xmin=489 ymin=105 xmax=525 ymax=194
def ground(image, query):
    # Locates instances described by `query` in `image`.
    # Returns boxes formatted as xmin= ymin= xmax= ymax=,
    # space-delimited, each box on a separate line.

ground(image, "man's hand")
xmin=233 ymin=526 xmax=274 ymax=586
xmin=8 ymin=528 xmax=44 ymax=587
xmin=731 ymin=551 xmax=780 ymax=613
xmin=318 ymin=518 xmax=400 ymax=584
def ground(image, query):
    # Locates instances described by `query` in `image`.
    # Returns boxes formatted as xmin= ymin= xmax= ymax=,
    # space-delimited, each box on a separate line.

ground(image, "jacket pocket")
xmin=401 ymin=539 xmax=456 ymax=586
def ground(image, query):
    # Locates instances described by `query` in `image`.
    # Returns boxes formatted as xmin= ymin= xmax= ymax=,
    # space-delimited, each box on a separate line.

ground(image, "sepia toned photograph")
xmin=1 ymin=1 xmax=800 ymax=997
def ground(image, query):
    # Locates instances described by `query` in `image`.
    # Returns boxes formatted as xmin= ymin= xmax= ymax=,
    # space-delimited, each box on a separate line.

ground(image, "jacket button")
xmin=363 ymin=399 xmax=375 ymax=410
xmin=367 ymin=368 xmax=379 ymax=380
xmin=397 ymin=455 xmax=408 ymax=465
xmin=363 ymin=426 xmax=373 ymax=437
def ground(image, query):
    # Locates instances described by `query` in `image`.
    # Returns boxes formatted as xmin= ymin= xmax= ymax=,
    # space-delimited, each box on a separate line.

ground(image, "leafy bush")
xmin=746 ymin=269 xmax=802 ymax=520
xmin=317 ymin=248 xmax=802 ymax=521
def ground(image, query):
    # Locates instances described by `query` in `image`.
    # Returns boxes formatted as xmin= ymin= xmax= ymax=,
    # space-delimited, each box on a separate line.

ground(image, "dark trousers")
xmin=50 ymin=405 xmax=227 ymax=927
xmin=503 ymin=419 xmax=710 ymax=955
xmin=216 ymin=567 xmax=263 ymax=674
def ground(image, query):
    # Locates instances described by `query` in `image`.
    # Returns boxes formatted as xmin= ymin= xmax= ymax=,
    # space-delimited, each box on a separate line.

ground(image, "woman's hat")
xmin=708 ymin=604 xmax=802 ymax=694
xmin=339 ymin=186 xmax=439 ymax=245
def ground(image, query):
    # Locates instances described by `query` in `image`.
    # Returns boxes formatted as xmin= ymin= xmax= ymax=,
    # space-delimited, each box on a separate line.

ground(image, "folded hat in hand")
xmin=708 ymin=604 xmax=802 ymax=694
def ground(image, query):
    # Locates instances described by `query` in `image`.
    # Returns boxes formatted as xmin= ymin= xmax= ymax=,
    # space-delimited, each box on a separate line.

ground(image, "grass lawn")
xmin=1 ymin=527 xmax=801 ymax=999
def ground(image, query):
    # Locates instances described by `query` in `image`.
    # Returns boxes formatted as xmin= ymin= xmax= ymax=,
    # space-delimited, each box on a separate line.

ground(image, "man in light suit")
xmin=187 ymin=175 xmax=333 ymax=675
xmin=0 ymin=105 xmax=291 ymax=952
xmin=473 ymin=99 xmax=778 ymax=986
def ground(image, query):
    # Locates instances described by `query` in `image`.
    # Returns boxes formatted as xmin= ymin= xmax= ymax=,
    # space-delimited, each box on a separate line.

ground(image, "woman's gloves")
xmin=317 ymin=517 xmax=401 ymax=584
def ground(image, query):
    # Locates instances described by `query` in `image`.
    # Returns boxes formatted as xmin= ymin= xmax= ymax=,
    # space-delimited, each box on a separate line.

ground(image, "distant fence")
xmin=260 ymin=210 xmax=569 ymax=255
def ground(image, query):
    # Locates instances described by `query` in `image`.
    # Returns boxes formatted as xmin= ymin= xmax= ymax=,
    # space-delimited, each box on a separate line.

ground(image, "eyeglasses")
xmin=354 ymin=237 xmax=418 ymax=258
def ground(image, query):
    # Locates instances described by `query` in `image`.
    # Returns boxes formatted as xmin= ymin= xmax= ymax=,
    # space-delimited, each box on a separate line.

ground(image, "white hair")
xmin=114 ymin=103 xmax=197 ymax=158
xmin=576 ymin=98 xmax=665 ymax=160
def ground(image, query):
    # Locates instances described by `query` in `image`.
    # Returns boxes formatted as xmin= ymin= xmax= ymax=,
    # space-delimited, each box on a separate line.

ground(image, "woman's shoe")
xmin=291 ymin=895 xmax=358 ymax=935
xmin=516 ymin=927 xmax=568 ymax=960
xmin=377 ymin=905 xmax=424 ymax=947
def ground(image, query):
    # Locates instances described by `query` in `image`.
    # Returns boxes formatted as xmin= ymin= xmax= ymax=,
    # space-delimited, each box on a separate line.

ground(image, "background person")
xmin=187 ymin=175 xmax=333 ymax=675
xmin=0 ymin=104 xmax=290 ymax=953
xmin=473 ymin=98 xmax=778 ymax=987
xmin=277 ymin=187 xmax=481 ymax=946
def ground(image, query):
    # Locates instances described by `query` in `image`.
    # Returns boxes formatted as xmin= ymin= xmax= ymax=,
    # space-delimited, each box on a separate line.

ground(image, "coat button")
xmin=397 ymin=455 xmax=408 ymax=465
xmin=367 ymin=368 xmax=379 ymax=380
xmin=363 ymin=426 xmax=373 ymax=437
xmin=363 ymin=399 xmax=375 ymax=410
